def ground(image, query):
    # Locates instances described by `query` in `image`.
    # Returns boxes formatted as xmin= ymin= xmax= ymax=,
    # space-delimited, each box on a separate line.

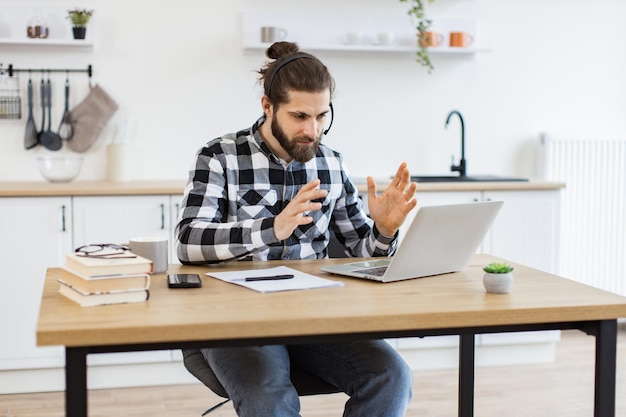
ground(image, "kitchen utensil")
xmin=23 ymin=77 xmax=38 ymax=149
xmin=57 ymin=77 xmax=74 ymax=140
xmin=39 ymin=78 xmax=62 ymax=151
xmin=36 ymin=78 xmax=45 ymax=145
xmin=0 ymin=74 xmax=21 ymax=119
xmin=67 ymin=84 xmax=119 ymax=153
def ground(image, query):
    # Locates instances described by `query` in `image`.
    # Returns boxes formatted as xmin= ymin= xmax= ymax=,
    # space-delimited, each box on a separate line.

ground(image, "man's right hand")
xmin=274 ymin=179 xmax=328 ymax=241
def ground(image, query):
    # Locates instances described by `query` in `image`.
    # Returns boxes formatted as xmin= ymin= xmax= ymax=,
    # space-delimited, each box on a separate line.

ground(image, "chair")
xmin=182 ymin=348 xmax=341 ymax=416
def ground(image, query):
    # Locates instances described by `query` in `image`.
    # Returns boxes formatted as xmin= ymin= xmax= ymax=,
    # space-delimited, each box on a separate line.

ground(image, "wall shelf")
xmin=244 ymin=42 xmax=488 ymax=55
xmin=0 ymin=5 xmax=95 ymax=50
xmin=241 ymin=11 xmax=487 ymax=57
xmin=0 ymin=38 xmax=93 ymax=49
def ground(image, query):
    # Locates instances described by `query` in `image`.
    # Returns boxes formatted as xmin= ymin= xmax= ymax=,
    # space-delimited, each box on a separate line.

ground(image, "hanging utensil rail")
xmin=3 ymin=64 xmax=93 ymax=79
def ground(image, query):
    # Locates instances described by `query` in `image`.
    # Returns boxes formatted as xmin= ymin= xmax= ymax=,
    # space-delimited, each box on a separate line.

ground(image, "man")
xmin=176 ymin=41 xmax=417 ymax=417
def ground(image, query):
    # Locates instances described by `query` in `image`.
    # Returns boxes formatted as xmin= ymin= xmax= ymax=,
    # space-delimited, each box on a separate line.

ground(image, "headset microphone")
xmin=323 ymin=103 xmax=334 ymax=136
xmin=266 ymin=53 xmax=334 ymax=135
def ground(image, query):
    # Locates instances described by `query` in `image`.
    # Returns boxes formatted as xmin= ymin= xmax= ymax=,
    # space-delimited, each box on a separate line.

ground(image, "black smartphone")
xmin=167 ymin=274 xmax=202 ymax=288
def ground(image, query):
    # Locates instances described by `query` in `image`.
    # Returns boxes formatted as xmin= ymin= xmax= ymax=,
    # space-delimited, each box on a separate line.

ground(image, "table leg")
xmin=458 ymin=333 xmax=475 ymax=417
xmin=594 ymin=320 xmax=617 ymax=417
xmin=65 ymin=347 xmax=88 ymax=417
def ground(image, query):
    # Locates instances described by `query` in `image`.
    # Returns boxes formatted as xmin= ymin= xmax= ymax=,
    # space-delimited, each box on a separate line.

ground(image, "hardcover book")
xmin=58 ymin=266 xmax=150 ymax=294
xmin=58 ymin=280 xmax=150 ymax=307
xmin=65 ymin=252 xmax=153 ymax=277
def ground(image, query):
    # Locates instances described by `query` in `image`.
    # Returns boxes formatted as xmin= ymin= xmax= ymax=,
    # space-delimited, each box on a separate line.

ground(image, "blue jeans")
xmin=201 ymin=340 xmax=412 ymax=417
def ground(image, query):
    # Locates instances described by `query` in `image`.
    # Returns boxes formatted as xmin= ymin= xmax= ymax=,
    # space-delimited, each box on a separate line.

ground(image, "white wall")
xmin=1 ymin=0 xmax=625 ymax=183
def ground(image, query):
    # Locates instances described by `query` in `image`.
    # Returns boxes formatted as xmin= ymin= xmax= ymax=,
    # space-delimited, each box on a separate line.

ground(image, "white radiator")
xmin=540 ymin=133 xmax=626 ymax=295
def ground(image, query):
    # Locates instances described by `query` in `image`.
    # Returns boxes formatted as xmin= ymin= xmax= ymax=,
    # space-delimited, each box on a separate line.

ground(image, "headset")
xmin=266 ymin=53 xmax=334 ymax=135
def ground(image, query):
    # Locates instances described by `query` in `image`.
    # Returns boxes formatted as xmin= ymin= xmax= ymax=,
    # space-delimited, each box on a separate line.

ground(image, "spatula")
xmin=39 ymin=78 xmax=62 ymax=151
xmin=23 ymin=77 xmax=38 ymax=149
xmin=36 ymin=78 xmax=45 ymax=146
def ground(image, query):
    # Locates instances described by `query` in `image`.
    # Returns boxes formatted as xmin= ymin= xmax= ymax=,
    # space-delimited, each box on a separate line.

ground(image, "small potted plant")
xmin=67 ymin=8 xmax=93 ymax=40
xmin=482 ymin=262 xmax=514 ymax=294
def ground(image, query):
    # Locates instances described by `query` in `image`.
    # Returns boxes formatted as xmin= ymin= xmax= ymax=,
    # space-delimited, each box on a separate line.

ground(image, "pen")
xmin=234 ymin=274 xmax=295 ymax=282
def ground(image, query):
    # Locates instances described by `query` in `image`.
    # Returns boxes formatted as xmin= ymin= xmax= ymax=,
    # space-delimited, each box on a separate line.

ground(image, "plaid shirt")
xmin=175 ymin=116 xmax=397 ymax=264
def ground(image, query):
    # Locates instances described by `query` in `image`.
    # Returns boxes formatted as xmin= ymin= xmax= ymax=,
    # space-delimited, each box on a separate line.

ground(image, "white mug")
xmin=346 ymin=31 xmax=366 ymax=45
xmin=377 ymin=32 xmax=396 ymax=46
xmin=129 ymin=237 xmax=168 ymax=274
xmin=261 ymin=26 xmax=287 ymax=43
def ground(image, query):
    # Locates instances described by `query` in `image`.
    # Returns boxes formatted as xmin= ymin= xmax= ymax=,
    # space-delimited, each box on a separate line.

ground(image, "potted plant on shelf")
xmin=482 ymin=262 xmax=514 ymax=294
xmin=399 ymin=0 xmax=436 ymax=73
xmin=66 ymin=8 xmax=93 ymax=40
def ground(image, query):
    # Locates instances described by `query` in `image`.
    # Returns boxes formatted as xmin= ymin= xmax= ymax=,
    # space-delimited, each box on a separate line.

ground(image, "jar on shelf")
xmin=27 ymin=8 xmax=49 ymax=39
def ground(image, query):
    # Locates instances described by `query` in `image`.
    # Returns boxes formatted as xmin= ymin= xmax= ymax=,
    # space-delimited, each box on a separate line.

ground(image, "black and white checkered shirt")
xmin=175 ymin=116 xmax=397 ymax=264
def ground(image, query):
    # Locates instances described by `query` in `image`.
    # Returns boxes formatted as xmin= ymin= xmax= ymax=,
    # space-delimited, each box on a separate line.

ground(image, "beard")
xmin=271 ymin=116 xmax=321 ymax=162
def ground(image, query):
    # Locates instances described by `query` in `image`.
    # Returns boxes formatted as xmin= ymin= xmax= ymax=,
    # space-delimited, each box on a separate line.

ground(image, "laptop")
xmin=320 ymin=200 xmax=503 ymax=282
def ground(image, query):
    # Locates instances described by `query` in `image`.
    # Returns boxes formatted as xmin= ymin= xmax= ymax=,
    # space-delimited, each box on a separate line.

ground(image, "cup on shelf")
xmin=345 ymin=31 xmax=366 ymax=45
xmin=260 ymin=26 xmax=287 ymax=43
xmin=419 ymin=31 xmax=445 ymax=47
xmin=377 ymin=32 xmax=396 ymax=46
xmin=449 ymin=31 xmax=474 ymax=48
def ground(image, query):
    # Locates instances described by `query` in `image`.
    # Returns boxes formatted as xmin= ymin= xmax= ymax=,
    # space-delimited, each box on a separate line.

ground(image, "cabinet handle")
xmin=473 ymin=198 xmax=479 ymax=202
xmin=160 ymin=204 xmax=165 ymax=230
xmin=61 ymin=205 xmax=66 ymax=232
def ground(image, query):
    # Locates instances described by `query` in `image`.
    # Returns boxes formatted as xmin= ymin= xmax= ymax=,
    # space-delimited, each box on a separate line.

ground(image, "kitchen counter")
xmin=0 ymin=179 xmax=564 ymax=197
xmin=0 ymin=180 xmax=188 ymax=197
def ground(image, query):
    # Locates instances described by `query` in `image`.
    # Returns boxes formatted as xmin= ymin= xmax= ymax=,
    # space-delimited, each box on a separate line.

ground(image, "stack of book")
xmin=58 ymin=252 xmax=153 ymax=307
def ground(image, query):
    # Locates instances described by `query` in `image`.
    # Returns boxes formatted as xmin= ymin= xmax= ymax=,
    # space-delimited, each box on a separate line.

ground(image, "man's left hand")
xmin=367 ymin=162 xmax=418 ymax=237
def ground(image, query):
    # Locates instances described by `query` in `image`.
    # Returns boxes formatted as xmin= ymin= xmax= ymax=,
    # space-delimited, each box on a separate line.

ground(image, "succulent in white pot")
xmin=482 ymin=262 xmax=514 ymax=294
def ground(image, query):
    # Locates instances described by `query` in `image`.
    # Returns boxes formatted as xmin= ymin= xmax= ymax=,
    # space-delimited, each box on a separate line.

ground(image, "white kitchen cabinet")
xmin=72 ymin=195 xmax=174 ymax=367
xmin=411 ymin=189 xmax=561 ymax=274
xmin=482 ymin=190 xmax=560 ymax=274
xmin=0 ymin=193 xmax=192 ymax=393
xmin=72 ymin=194 xmax=183 ymax=265
xmin=390 ymin=188 xmax=562 ymax=368
xmin=479 ymin=189 xmax=562 ymax=348
xmin=0 ymin=197 xmax=70 ymax=373
xmin=73 ymin=195 xmax=171 ymax=247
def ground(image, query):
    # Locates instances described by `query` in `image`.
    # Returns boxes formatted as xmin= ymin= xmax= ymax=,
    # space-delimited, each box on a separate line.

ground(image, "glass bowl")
xmin=36 ymin=156 xmax=83 ymax=183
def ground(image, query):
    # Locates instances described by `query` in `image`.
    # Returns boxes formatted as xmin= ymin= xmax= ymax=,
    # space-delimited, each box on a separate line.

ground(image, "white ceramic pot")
xmin=483 ymin=272 xmax=513 ymax=294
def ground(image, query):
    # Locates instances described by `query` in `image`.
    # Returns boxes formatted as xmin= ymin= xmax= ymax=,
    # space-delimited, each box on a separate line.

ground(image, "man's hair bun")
xmin=266 ymin=42 xmax=300 ymax=60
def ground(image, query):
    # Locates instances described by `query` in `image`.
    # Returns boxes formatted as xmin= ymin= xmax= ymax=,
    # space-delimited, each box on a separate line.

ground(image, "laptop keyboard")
xmin=354 ymin=266 xmax=388 ymax=277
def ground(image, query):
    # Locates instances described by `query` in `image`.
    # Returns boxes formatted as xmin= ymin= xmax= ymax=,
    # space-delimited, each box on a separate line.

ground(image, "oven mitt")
xmin=67 ymin=84 xmax=119 ymax=153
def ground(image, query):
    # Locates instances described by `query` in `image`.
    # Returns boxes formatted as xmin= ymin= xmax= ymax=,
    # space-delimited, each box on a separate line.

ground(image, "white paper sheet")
xmin=206 ymin=266 xmax=343 ymax=293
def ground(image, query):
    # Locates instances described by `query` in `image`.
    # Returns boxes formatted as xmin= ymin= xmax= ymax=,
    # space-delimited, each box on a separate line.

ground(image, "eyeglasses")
xmin=74 ymin=243 xmax=137 ymax=259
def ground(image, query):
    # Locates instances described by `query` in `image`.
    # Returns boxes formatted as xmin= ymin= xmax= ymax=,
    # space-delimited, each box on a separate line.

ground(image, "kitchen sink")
xmin=411 ymin=175 xmax=528 ymax=183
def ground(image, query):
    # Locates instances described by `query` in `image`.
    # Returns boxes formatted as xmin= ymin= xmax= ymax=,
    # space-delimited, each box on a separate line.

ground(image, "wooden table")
xmin=37 ymin=254 xmax=626 ymax=417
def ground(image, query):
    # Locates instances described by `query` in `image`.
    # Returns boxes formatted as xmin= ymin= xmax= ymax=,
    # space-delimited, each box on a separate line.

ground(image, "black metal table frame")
xmin=64 ymin=319 xmax=617 ymax=417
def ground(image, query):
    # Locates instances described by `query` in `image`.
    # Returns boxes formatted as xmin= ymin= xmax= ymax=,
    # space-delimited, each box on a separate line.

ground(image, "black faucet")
xmin=445 ymin=110 xmax=466 ymax=177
